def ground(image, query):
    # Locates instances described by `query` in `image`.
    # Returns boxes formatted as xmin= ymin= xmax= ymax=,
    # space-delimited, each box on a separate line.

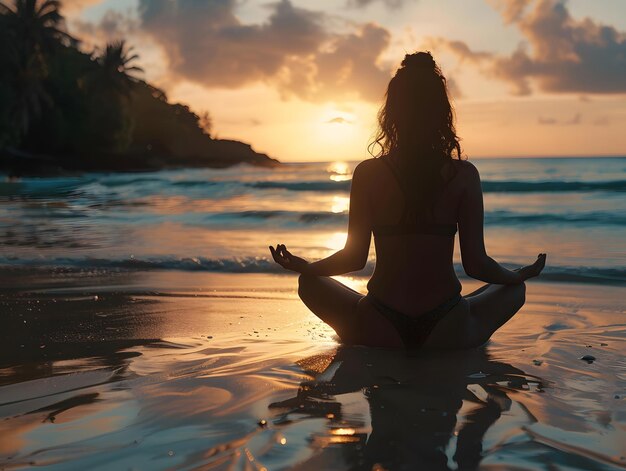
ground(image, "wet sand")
xmin=0 ymin=270 xmax=624 ymax=470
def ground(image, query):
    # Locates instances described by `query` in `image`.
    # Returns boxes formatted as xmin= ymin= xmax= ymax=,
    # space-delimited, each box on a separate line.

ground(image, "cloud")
xmin=137 ymin=0 xmax=392 ymax=102
xmin=446 ymin=76 xmax=463 ymax=99
xmin=61 ymin=0 xmax=106 ymax=15
xmin=346 ymin=0 xmax=406 ymax=9
xmin=287 ymin=22 xmax=392 ymax=102
xmin=71 ymin=10 xmax=139 ymax=50
xmin=139 ymin=0 xmax=325 ymax=87
xmin=537 ymin=116 xmax=557 ymax=125
xmin=488 ymin=0 xmax=532 ymax=24
xmin=326 ymin=117 xmax=352 ymax=124
xmin=593 ymin=116 xmax=610 ymax=126
xmin=439 ymin=40 xmax=493 ymax=63
xmin=435 ymin=0 xmax=626 ymax=95
xmin=538 ymin=112 xmax=581 ymax=125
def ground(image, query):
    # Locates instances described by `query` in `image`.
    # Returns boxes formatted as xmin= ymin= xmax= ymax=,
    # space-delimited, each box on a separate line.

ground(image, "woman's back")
xmin=365 ymin=155 xmax=470 ymax=315
xmin=271 ymin=51 xmax=544 ymax=351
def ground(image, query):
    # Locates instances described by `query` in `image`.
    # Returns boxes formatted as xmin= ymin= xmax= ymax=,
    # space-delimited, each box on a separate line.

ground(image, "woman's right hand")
xmin=515 ymin=253 xmax=547 ymax=281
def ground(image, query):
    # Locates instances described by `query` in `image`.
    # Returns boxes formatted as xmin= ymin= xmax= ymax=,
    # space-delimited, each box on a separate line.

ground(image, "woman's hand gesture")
xmin=269 ymin=244 xmax=310 ymax=274
xmin=515 ymin=253 xmax=547 ymax=281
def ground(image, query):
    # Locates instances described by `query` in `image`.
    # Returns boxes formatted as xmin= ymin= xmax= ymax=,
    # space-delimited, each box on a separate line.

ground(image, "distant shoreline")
xmin=0 ymin=141 xmax=280 ymax=177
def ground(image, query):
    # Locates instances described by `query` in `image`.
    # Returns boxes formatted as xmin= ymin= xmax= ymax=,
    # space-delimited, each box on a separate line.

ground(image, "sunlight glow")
xmin=328 ymin=161 xmax=352 ymax=182
xmin=330 ymin=427 xmax=357 ymax=436
xmin=330 ymin=195 xmax=349 ymax=213
xmin=325 ymin=232 xmax=347 ymax=251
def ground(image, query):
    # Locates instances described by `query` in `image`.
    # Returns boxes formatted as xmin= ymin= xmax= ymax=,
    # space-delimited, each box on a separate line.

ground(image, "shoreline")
xmin=0 ymin=141 xmax=280 ymax=178
xmin=0 ymin=271 xmax=624 ymax=469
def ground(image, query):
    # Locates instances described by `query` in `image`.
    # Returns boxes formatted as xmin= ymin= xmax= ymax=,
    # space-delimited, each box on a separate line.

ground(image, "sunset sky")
xmin=64 ymin=0 xmax=626 ymax=162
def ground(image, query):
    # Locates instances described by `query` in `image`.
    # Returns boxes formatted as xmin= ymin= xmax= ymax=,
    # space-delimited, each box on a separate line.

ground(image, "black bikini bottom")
xmin=366 ymin=292 xmax=462 ymax=352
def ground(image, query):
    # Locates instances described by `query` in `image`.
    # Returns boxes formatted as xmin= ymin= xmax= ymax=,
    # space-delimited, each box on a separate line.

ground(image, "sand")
xmin=0 ymin=270 xmax=624 ymax=470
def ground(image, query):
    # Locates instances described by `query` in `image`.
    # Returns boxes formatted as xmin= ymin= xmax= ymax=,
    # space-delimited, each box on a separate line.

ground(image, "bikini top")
xmin=372 ymin=156 xmax=458 ymax=238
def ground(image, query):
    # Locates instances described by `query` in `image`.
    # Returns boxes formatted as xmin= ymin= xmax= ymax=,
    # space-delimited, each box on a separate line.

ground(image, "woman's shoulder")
xmin=353 ymin=158 xmax=383 ymax=177
xmin=450 ymin=158 xmax=480 ymax=181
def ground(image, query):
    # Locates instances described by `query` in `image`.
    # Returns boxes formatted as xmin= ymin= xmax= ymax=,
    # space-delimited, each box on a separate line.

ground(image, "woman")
xmin=269 ymin=52 xmax=546 ymax=351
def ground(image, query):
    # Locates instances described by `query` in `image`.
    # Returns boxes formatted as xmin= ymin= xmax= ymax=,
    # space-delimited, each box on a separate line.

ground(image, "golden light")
xmin=327 ymin=161 xmax=352 ymax=182
xmin=279 ymin=437 xmax=287 ymax=445
xmin=325 ymin=232 xmax=347 ymax=251
xmin=330 ymin=195 xmax=349 ymax=213
xmin=330 ymin=427 xmax=356 ymax=436
xmin=306 ymin=107 xmax=361 ymax=159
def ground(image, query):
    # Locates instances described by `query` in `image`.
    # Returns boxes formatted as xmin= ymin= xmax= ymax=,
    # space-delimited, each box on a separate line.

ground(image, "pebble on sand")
xmin=580 ymin=354 xmax=596 ymax=363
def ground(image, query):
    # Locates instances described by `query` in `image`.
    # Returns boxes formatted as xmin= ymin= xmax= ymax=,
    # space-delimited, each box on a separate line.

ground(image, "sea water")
xmin=0 ymin=157 xmax=624 ymax=285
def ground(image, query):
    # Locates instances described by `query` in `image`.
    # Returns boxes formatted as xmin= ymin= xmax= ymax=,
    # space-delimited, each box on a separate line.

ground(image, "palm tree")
xmin=0 ymin=0 xmax=74 ymax=141
xmin=96 ymin=40 xmax=144 ymax=95
xmin=0 ymin=0 xmax=75 ymax=55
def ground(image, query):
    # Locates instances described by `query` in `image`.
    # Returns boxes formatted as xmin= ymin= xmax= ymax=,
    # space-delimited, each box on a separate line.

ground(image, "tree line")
xmin=0 ymin=0 xmax=274 ymax=173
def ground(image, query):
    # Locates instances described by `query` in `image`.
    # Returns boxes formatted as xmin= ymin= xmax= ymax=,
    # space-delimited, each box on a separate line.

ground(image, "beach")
xmin=0 ymin=270 xmax=624 ymax=470
xmin=1 ymin=157 xmax=625 ymax=469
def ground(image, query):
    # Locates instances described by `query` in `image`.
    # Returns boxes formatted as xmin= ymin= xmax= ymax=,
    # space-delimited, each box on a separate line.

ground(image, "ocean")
xmin=0 ymin=157 xmax=624 ymax=285
xmin=1 ymin=157 xmax=625 ymax=470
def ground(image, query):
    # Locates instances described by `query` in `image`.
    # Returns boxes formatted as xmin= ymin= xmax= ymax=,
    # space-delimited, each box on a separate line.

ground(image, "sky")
xmin=63 ymin=0 xmax=626 ymax=162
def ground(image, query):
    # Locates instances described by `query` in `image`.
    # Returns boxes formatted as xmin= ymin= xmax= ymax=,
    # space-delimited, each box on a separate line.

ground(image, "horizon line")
xmin=283 ymin=154 xmax=626 ymax=163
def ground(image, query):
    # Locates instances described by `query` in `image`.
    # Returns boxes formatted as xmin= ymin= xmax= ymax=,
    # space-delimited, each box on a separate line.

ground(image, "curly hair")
xmin=368 ymin=51 xmax=463 ymax=220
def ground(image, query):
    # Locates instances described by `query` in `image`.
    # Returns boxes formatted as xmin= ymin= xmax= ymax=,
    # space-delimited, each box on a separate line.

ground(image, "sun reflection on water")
xmin=327 ymin=161 xmax=352 ymax=182
xmin=331 ymin=195 xmax=349 ymax=213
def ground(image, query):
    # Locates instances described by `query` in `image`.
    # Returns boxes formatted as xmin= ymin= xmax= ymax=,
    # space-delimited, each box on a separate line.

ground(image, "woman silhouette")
xmin=270 ymin=52 xmax=546 ymax=351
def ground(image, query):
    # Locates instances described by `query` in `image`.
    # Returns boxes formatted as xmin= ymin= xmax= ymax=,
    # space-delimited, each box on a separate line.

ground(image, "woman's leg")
xmin=298 ymin=274 xmax=364 ymax=343
xmin=465 ymin=282 xmax=526 ymax=346
xmin=464 ymin=283 xmax=492 ymax=298
xmin=423 ymin=282 xmax=526 ymax=349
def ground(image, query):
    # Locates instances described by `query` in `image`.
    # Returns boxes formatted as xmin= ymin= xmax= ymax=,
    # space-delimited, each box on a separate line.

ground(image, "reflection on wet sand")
xmin=0 ymin=272 xmax=623 ymax=470
xmin=270 ymin=346 xmax=544 ymax=470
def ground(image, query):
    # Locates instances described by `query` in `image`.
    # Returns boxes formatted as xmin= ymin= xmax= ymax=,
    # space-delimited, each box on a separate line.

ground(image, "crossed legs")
xmin=298 ymin=274 xmax=527 ymax=349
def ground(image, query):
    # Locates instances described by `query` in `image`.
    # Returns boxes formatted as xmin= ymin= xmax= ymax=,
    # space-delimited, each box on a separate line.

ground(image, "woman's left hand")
xmin=269 ymin=244 xmax=309 ymax=273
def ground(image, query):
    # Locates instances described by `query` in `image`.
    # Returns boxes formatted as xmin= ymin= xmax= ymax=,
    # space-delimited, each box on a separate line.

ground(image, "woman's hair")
xmin=368 ymin=51 xmax=463 ymax=221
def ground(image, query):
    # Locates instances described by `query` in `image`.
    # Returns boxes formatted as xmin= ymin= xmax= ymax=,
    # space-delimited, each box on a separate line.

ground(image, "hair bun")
xmin=401 ymin=52 xmax=435 ymax=70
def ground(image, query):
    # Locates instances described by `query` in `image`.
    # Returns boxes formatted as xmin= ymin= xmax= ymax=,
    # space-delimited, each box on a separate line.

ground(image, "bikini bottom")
xmin=365 ymin=292 xmax=462 ymax=353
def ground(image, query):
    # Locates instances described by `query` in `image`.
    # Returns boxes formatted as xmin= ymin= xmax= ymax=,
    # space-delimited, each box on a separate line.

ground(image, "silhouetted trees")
xmin=0 ymin=0 xmax=72 ymax=146
xmin=0 ymin=0 xmax=276 ymax=173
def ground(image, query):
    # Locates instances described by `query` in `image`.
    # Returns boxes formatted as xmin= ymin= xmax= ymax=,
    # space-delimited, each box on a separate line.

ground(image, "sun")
xmin=307 ymin=107 xmax=362 ymax=159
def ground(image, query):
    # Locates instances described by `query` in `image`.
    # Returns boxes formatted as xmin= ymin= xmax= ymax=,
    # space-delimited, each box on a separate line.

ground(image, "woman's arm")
xmin=270 ymin=161 xmax=373 ymax=275
xmin=458 ymin=162 xmax=545 ymax=284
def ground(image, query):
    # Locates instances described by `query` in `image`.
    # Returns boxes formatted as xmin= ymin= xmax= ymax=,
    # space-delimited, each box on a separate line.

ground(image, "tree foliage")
xmin=0 ymin=0 xmax=256 ymax=171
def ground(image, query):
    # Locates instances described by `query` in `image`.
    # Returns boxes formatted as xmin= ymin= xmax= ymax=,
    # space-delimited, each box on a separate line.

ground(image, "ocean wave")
xmin=97 ymin=177 xmax=168 ymax=187
xmin=207 ymin=211 xmax=344 ymax=224
xmin=5 ymin=177 xmax=623 ymax=199
xmin=245 ymin=180 xmax=626 ymax=193
xmin=484 ymin=211 xmax=626 ymax=226
xmin=1 ymin=257 xmax=624 ymax=285
xmin=247 ymin=181 xmax=351 ymax=192
xmin=481 ymin=180 xmax=626 ymax=193
xmin=202 ymin=210 xmax=625 ymax=227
